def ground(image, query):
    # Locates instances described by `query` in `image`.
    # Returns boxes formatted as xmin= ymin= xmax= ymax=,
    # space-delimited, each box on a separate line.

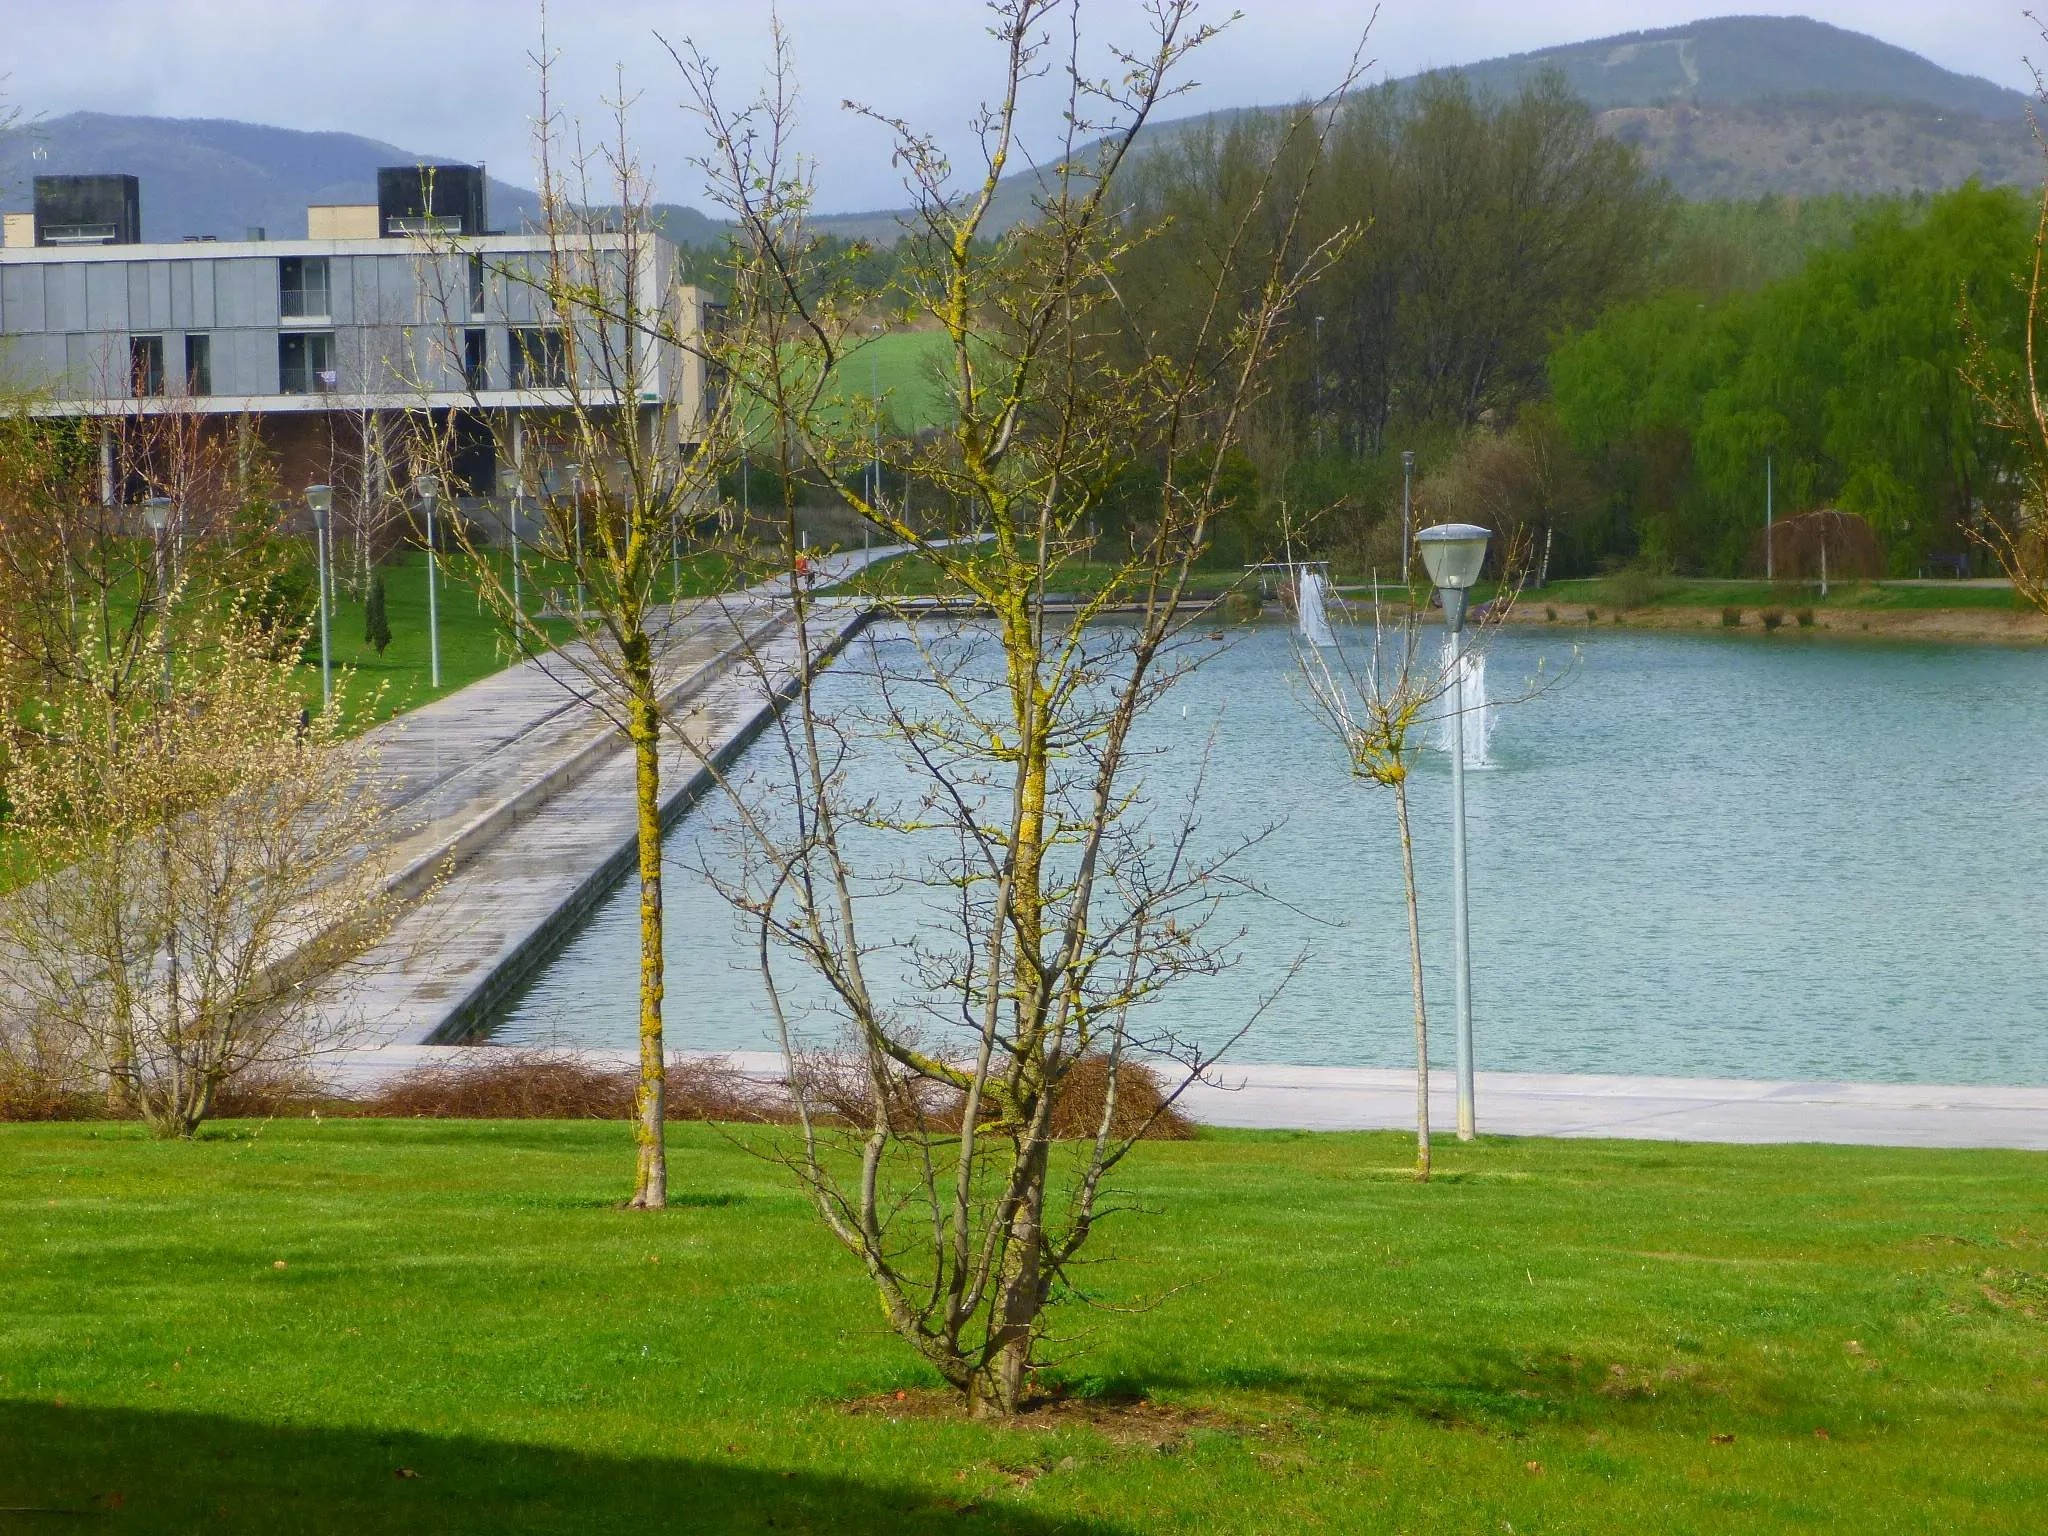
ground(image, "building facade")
xmin=0 ymin=169 xmax=717 ymax=535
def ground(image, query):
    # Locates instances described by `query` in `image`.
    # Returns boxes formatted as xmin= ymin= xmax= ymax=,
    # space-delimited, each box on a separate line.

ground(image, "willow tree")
xmin=407 ymin=59 xmax=737 ymax=1209
xmin=676 ymin=0 xmax=1360 ymax=1414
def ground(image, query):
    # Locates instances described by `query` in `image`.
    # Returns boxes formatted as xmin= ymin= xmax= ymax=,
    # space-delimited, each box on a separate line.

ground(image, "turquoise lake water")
xmin=492 ymin=621 xmax=2048 ymax=1086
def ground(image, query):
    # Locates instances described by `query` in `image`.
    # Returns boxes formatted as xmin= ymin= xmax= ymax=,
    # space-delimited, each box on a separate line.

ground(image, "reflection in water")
xmin=493 ymin=622 xmax=2048 ymax=1087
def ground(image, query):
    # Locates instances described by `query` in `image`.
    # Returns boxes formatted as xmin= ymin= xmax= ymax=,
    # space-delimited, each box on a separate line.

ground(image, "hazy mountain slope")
xmin=1606 ymin=96 xmax=2037 ymax=200
xmin=1454 ymin=15 xmax=2027 ymax=119
xmin=0 ymin=112 xmax=541 ymax=240
xmin=0 ymin=18 xmax=2031 ymax=249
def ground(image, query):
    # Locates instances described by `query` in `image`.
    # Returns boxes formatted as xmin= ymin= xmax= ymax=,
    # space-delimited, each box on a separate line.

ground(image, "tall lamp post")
xmin=142 ymin=497 xmax=174 ymax=697
xmin=509 ymin=484 xmax=524 ymax=619
xmin=305 ymin=485 xmax=334 ymax=710
xmin=870 ymin=322 xmax=883 ymax=513
xmin=417 ymin=473 xmax=442 ymax=690
xmin=1765 ymin=451 xmax=1775 ymax=582
xmin=1400 ymin=450 xmax=1417 ymax=583
xmin=570 ymin=463 xmax=585 ymax=617
xmin=1313 ymin=314 xmax=1325 ymax=455
xmin=1417 ymin=521 xmax=1491 ymax=1142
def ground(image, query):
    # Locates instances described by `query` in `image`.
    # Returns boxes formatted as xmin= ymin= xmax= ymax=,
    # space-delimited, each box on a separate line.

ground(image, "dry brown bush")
xmin=352 ymin=1051 xmax=779 ymax=1123
xmin=793 ymin=1053 xmax=1193 ymax=1141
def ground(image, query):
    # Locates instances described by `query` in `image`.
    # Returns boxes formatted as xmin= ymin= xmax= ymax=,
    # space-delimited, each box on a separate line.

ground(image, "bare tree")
xmin=676 ymin=0 xmax=1361 ymax=1414
xmin=404 ymin=47 xmax=737 ymax=1209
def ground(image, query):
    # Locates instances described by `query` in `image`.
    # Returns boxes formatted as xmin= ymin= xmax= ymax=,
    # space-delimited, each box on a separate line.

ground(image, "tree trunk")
xmin=975 ymin=1136 xmax=1048 ymax=1416
xmin=1394 ymin=777 xmax=1430 ymax=1181
xmin=626 ymin=682 xmax=668 ymax=1210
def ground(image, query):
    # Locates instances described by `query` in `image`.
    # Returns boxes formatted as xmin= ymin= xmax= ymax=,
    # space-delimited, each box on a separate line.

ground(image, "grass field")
xmin=2 ymin=1121 xmax=2043 ymax=1532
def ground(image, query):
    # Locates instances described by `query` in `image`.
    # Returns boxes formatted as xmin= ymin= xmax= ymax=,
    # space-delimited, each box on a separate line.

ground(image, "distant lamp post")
xmin=142 ymin=497 xmax=174 ymax=695
xmin=417 ymin=473 xmax=442 ymax=689
xmin=1313 ymin=313 xmax=1325 ymax=455
xmin=1417 ymin=520 xmax=1491 ymax=1143
xmin=305 ymin=484 xmax=334 ymax=710
xmin=1401 ymin=450 xmax=1417 ymax=583
xmin=570 ymin=462 xmax=585 ymax=617
xmin=870 ymin=322 xmax=883 ymax=513
xmin=509 ymin=484 xmax=524 ymax=618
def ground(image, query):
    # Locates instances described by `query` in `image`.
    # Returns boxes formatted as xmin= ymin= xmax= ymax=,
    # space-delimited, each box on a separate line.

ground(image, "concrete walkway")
xmin=309 ymin=547 xmax=899 ymax=1047
xmin=318 ymin=1047 xmax=2048 ymax=1151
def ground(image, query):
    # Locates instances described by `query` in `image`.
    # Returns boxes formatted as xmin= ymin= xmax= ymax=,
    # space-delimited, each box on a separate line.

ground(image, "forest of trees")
xmin=673 ymin=69 xmax=2036 ymax=581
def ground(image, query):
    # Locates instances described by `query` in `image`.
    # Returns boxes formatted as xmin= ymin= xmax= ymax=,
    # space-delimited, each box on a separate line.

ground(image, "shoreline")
xmin=1496 ymin=598 xmax=2048 ymax=644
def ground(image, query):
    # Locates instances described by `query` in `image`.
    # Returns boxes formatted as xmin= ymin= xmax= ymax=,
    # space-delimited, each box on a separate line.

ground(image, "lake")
xmin=491 ymin=620 xmax=2048 ymax=1087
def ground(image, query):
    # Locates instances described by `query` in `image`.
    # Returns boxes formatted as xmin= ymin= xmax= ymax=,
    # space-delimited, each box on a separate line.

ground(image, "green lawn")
xmin=2 ymin=1121 xmax=2042 ymax=1532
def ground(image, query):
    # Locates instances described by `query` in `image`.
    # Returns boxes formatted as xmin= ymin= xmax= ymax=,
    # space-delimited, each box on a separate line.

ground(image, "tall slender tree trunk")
xmin=1394 ymin=776 xmax=1430 ymax=1181
xmin=626 ymin=665 xmax=668 ymax=1210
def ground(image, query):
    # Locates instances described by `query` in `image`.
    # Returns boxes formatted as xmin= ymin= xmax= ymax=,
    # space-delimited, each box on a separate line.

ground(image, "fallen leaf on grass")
xmin=1814 ymin=1429 xmax=1831 ymax=1441
xmin=393 ymin=1468 xmax=420 ymax=1480
xmin=1525 ymin=1461 xmax=1543 ymax=1475
xmin=1710 ymin=1433 xmax=1735 ymax=1446
xmin=272 ymin=1260 xmax=287 ymax=1271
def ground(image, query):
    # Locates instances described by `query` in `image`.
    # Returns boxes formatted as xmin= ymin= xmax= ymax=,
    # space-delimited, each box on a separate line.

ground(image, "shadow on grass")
xmin=1134 ymin=1344 xmax=1763 ymax=1434
xmin=0 ymin=1401 xmax=1133 ymax=1535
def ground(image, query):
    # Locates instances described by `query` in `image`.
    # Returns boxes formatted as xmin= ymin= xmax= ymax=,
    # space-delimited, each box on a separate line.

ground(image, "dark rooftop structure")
xmin=34 ymin=174 xmax=141 ymax=246
xmin=376 ymin=164 xmax=487 ymax=237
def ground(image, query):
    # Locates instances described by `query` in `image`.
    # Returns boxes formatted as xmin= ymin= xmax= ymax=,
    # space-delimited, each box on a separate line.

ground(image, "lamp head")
xmin=1402 ymin=449 xmax=1416 ymax=472
xmin=1416 ymin=522 xmax=1491 ymax=593
xmin=141 ymin=496 xmax=172 ymax=533
xmin=416 ymin=473 xmax=440 ymax=505
xmin=304 ymin=483 xmax=333 ymax=528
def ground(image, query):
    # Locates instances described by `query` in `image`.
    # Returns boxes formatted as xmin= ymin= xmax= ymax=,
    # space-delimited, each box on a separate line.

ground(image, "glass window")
xmin=183 ymin=334 xmax=211 ymax=395
xmin=279 ymin=331 xmax=336 ymax=394
xmin=129 ymin=335 xmax=164 ymax=397
xmin=279 ymin=255 xmax=331 ymax=319
xmin=468 ymin=253 xmax=487 ymax=316
xmin=463 ymin=328 xmax=488 ymax=391
xmin=507 ymin=326 xmax=568 ymax=388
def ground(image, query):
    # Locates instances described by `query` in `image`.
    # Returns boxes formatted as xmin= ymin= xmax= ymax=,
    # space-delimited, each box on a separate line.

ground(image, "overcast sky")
xmin=4 ymin=1 xmax=2037 ymax=212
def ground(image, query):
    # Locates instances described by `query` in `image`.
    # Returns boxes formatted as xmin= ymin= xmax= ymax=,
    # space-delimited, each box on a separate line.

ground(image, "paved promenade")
xmin=323 ymin=1047 xmax=2048 ymax=1151
xmin=309 ymin=551 xmax=892 ymax=1046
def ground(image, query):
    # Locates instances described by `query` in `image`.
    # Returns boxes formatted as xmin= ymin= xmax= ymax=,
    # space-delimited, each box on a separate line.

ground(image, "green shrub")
xmin=364 ymin=573 xmax=393 ymax=655
xmin=1761 ymin=608 xmax=1785 ymax=631
xmin=1224 ymin=590 xmax=1262 ymax=624
xmin=1585 ymin=607 xmax=1598 ymax=623
xmin=1545 ymin=605 xmax=1558 ymax=621
xmin=1796 ymin=608 xmax=1816 ymax=628
xmin=1721 ymin=607 xmax=1742 ymax=627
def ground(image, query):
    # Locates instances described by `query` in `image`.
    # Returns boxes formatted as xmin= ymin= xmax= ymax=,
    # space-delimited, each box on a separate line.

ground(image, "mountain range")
xmin=0 ymin=16 xmax=2034 ymax=247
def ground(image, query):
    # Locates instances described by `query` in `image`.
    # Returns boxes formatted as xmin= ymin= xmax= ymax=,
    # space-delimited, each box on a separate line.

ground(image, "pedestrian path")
xmin=319 ymin=1048 xmax=2048 ymax=1151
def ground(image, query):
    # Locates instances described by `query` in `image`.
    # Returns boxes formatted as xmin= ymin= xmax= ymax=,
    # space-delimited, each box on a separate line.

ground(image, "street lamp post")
xmin=1765 ymin=451 xmax=1775 ymax=582
xmin=417 ymin=473 xmax=442 ymax=690
xmin=1313 ymin=314 xmax=1324 ymax=456
xmin=509 ymin=486 xmax=523 ymax=619
xmin=1417 ymin=521 xmax=1491 ymax=1142
xmin=142 ymin=497 xmax=173 ymax=698
xmin=1401 ymin=450 xmax=1417 ymax=582
xmin=570 ymin=463 xmax=585 ymax=618
xmin=305 ymin=485 xmax=334 ymax=711
xmin=870 ymin=323 xmax=883 ymax=513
